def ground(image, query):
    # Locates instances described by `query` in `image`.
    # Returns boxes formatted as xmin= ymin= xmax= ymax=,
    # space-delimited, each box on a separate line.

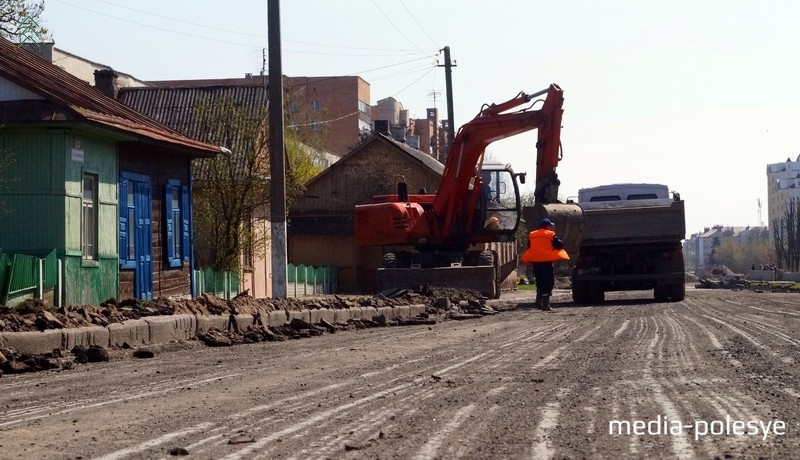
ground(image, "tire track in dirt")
xmin=173 ymin=314 xmax=600 ymax=459
xmin=657 ymin=308 xmax=759 ymax=457
xmin=0 ymin=372 xmax=242 ymax=429
xmin=88 ymin=316 xmax=575 ymax=459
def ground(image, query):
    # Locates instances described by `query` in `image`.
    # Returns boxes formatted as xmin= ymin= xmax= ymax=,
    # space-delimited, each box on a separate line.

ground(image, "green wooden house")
xmin=0 ymin=39 xmax=223 ymax=306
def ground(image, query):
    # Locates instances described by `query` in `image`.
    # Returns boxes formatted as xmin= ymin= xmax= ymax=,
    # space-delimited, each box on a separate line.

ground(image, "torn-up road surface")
xmin=0 ymin=286 xmax=798 ymax=459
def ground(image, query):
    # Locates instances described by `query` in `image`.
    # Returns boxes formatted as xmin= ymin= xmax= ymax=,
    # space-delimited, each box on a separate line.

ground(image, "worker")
xmin=520 ymin=218 xmax=570 ymax=311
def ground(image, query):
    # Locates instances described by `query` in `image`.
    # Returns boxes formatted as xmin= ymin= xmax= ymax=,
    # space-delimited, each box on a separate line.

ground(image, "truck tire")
xmin=654 ymin=284 xmax=669 ymax=301
xmin=655 ymin=283 xmax=685 ymax=301
xmin=670 ymin=282 xmax=685 ymax=301
xmin=588 ymin=283 xmax=605 ymax=303
xmin=572 ymin=280 xmax=603 ymax=304
xmin=572 ymin=281 xmax=590 ymax=304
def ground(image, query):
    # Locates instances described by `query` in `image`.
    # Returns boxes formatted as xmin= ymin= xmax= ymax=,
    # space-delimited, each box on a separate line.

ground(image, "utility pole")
xmin=438 ymin=46 xmax=456 ymax=153
xmin=268 ymin=0 xmax=287 ymax=298
xmin=427 ymin=91 xmax=441 ymax=159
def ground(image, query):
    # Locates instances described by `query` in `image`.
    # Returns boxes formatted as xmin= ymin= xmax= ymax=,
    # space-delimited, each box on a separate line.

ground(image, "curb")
xmin=0 ymin=304 xmax=432 ymax=355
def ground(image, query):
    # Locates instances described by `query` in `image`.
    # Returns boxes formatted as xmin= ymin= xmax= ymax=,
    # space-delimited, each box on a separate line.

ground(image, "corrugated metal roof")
xmin=118 ymin=85 xmax=268 ymax=144
xmin=119 ymin=84 xmax=269 ymax=180
xmin=0 ymin=38 xmax=222 ymax=156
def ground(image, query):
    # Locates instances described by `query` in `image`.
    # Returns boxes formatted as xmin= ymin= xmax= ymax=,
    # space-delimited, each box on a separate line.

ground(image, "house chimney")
xmin=19 ymin=42 xmax=54 ymax=62
xmin=374 ymin=120 xmax=390 ymax=135
xmin=94 ymin=69 xmax=119 ymax=98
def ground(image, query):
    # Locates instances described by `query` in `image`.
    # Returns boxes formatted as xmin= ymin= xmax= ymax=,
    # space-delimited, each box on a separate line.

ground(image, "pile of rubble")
xmin=694 ymin=277 xmax=750 ymax=290
xmin=0 ymin=284 xmax=497 ymax=375
xmin=693 ymin=264 xmax=750 ymax=290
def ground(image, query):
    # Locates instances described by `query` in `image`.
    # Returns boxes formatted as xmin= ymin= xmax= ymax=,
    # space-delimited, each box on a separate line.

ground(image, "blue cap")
xmin=540 ymin=218 xmax=554 ymax=228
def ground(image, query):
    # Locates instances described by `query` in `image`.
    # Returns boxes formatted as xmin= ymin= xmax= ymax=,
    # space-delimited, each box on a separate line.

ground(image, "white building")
xmin=767 ymin=155 xmax=800 ymax=231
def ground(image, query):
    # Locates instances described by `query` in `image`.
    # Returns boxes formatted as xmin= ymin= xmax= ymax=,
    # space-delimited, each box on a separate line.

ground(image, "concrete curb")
xmin=0 ymin=304 xmax=433 ymax=355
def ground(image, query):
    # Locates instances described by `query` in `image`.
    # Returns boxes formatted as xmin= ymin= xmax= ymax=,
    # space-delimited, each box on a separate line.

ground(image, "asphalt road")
xmin=1 ymin=286 xmax=799 ymax=459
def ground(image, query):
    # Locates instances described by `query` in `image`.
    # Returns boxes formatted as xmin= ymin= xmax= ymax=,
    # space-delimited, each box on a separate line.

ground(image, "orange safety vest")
xmin=521 ymin=228 xmax=570 ymax=263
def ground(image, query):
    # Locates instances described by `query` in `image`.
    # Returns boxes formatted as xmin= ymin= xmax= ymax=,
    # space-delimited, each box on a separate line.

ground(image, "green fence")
xmin=0 ymin=250 xmax=60 ymax=307
xmin=192 ymin=265 xmax=337 ymax=299
xmin=287 ymin=264 xmax=337 ymax=297
xmin=193 ymin=268 xmax=240 ymax=300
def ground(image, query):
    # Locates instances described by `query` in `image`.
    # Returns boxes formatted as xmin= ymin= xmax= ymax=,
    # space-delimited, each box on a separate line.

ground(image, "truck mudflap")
xmin=376 ymin=266 xmax=498 ymax=299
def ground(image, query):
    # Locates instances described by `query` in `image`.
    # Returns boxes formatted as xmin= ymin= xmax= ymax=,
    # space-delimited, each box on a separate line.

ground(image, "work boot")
xmin=540 ymin=295 xmax=553 ymax=311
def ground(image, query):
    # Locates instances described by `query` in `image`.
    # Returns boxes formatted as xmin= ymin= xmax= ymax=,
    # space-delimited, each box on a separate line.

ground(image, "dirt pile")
xmin=0 ymin=284 xmax=489 ymax=334
xmin=0 ymin=284 xmax=494 ymax=375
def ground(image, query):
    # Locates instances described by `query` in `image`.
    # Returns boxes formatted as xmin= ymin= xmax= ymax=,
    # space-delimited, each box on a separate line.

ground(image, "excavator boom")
xmin=355 ymin=84 xmax=574 ymax=298
xmin=432 ymin=84 xmax=564 ymax=241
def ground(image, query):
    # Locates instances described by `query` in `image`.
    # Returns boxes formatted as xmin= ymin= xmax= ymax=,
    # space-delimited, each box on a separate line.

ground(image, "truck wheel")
xmin=654 ymin=285 xmax=669 ymax=301
xmin=670 ymin=283 xmax=685 ymax=301
xmin=572 ymin=281 xmax=590 ymax=304
xmin=588 ymin=283 xmax=605 ymax=303
xmin=382 ymin=252 xmax=397 ymax=268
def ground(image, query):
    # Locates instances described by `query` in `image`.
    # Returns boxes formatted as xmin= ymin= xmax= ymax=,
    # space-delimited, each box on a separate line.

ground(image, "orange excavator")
xmin=354 ymin=84 xmax=582 ymax=298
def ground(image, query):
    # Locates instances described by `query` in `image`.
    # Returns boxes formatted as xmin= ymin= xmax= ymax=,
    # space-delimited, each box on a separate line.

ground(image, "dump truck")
xmin=570 ymin=183 xmax=686 ymax=303
xmin=354 ymin=84 xmax=579 ymax=298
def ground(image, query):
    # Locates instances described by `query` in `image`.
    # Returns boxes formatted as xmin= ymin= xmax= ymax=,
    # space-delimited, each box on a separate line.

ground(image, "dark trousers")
xmin=532 ymin=262 xmax=555 ymax=297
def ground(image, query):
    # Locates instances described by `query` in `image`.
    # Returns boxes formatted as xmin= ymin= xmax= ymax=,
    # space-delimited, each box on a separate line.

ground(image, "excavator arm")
xmin=432 ymin=84 xmax=564 ymax=241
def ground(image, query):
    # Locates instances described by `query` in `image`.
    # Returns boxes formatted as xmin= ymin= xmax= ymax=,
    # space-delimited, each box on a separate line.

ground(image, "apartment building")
xmin=286 ymin=76 xmax=372 ymax=157
xmin=767 ymin=155 xmax=800 ymax=231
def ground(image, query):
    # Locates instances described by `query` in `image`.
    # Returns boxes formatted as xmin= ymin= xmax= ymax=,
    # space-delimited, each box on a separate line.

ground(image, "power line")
xmin=281 ymin=48 xmax=429 ymax=58
xmin=94 ymin=0 xmax=265 ymax=38
xmin=283 ymin=38 xmax=431 ymax=54
xmin=53 ymin=0 xmax=262 ymax=48
xmin=370 ymin=0 xmax=423 ymax=52
xmin=81 ymin=0 xmax=436 ymax=56
xmin=399 ymin=0 xmax=439 ymax=48
xmin=390 ymin=66 xmax=436 ymax=99
xmin=286 ymin=111 xmax=359 ymax=128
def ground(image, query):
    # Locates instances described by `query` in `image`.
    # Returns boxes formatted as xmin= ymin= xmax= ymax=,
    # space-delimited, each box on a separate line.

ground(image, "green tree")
xmin=707 ymin=227 xmax=774 ymax=273
xmin=0 ymin=0 xmax=47 ymax=41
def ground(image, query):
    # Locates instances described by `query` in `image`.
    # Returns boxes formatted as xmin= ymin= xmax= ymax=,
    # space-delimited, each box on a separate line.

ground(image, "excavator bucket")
xmin=376 ymin=266 xmax=498 ymax=299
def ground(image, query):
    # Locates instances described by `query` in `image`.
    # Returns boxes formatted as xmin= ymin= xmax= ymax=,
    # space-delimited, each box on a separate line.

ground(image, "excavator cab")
xmin=475 ymin=164 xmax=523 ymax=236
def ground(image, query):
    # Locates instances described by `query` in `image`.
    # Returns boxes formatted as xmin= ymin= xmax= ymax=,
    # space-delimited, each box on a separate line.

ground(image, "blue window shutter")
xmin=182 ymin=185 xmax=190 ymax=261
xmin=119 ymin=179 xmax=127 ymax=264
xmin=165 ymin=182 xmax=175 ymax=263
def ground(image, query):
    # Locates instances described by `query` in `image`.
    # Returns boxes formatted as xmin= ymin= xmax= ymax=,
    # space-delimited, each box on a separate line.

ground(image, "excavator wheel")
xmin=477 ymin=250 xmax=501 ymax=299
xmin=382 ymin=252 xmax=397 ymax=268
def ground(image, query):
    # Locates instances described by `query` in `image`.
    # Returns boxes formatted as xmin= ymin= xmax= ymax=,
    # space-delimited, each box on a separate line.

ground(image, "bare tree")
xmin=772 ymin=198 xmax=800 ymax=271
xmin=0 ymin=0 xmax=47 ymax=40
xmin=191 ymin=96 xmax=322 ymax=272
xmin=192 ymin=96 xmax=267 ymax=271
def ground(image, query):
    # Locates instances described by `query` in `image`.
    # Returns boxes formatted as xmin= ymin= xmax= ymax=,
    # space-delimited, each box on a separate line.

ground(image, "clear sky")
xmin=41 ymin=0 xmax=800 ymax=236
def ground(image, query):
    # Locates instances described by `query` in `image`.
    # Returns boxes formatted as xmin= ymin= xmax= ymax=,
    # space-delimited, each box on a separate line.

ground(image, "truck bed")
xmin=580 ymin=199 xmax=686 ymax=245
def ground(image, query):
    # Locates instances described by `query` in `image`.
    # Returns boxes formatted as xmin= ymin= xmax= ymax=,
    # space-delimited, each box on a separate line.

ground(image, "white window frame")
xmin=82 ymin=173 xmax=98 ymax=260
